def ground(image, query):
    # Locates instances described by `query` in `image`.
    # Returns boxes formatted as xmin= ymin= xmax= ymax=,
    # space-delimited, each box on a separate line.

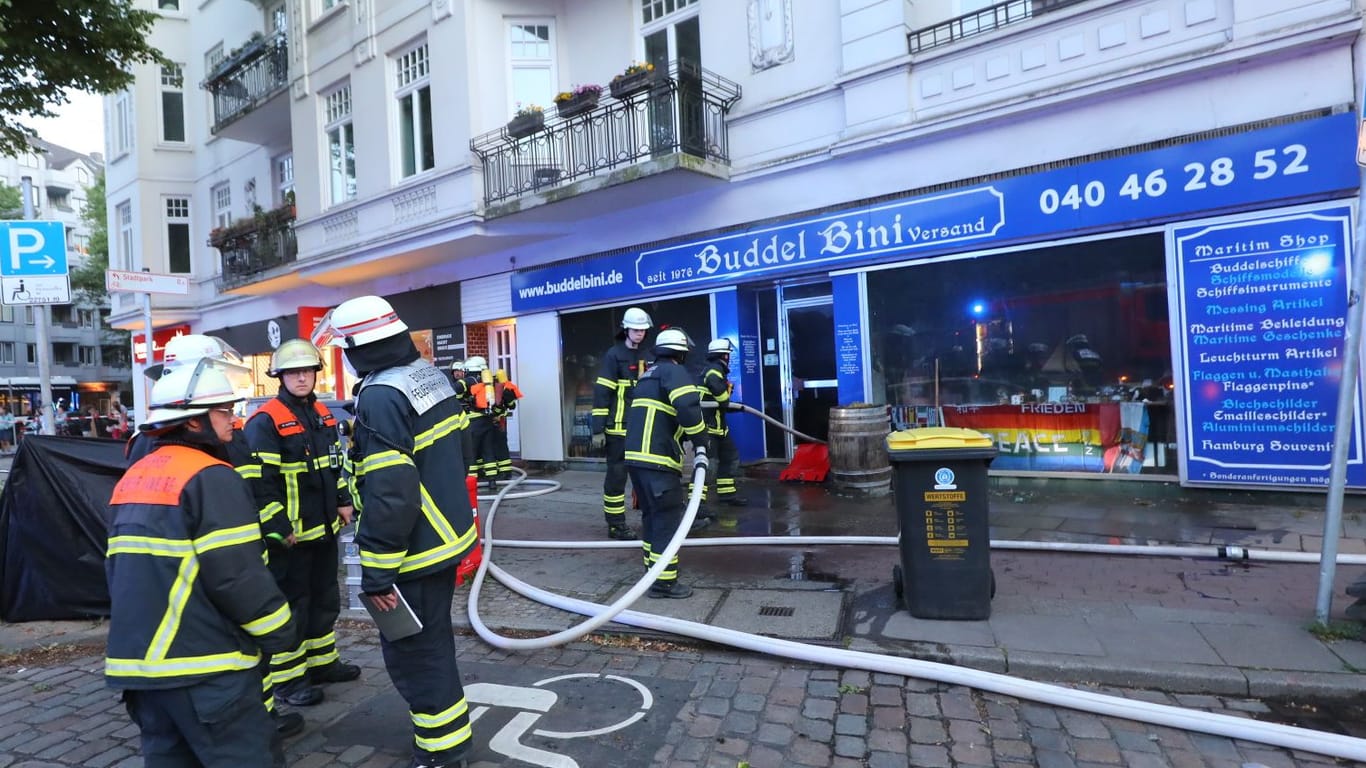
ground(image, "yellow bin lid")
xmin=886 ymin=427 xmax=994 ymax=450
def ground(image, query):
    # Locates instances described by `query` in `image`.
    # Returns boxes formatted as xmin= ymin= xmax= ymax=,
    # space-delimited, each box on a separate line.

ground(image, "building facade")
xmin=106 ymin=0 xmax=1365 ymax=490
xmin=0 ymin=139 xmax=127 ymax=418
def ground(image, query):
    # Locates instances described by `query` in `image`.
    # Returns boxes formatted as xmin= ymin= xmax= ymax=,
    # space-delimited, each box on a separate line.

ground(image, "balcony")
xmin=470 ymin=62 xmax=741 ymax=209
xmin=210 ymin=205 xmax=298 ymax=291
xmin=203 ymin=31 xmax=290 ymax=140
xmin=908 ymin=0 xmax=1093 ymax=54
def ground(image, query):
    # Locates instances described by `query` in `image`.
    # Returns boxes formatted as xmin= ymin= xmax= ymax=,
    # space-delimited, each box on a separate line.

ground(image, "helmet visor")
xmin=309 ymin=309 xmax=343 ymax=348
xmin=179 ymin=357 xmax=253 ymax=402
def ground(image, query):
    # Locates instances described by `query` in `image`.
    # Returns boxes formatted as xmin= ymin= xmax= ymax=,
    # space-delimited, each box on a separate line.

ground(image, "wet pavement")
xmin=4 ymin=464 xmax=1366 ymax=766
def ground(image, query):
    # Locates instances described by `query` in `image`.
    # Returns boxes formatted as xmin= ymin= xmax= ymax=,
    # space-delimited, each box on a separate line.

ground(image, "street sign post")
xmin=0 ymin=221 xmax=71 ymax=305
xmin=106 ymin=269 xmax=190 ymax=296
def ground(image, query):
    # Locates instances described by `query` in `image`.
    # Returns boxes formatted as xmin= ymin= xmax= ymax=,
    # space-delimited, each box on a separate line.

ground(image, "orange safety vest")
xmin=112 ymin=444 xmax=228 ymax=505
xmin=256 ymin=399 xmax=337 ymax=436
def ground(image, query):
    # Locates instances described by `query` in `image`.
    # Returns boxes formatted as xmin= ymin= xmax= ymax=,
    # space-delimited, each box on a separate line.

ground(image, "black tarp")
xmin=0 ymin=435 xmax=127 ymax=621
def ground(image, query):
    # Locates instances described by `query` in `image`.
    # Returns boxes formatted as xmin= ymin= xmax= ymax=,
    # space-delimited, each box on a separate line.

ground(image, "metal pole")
xmin=141 ymin=289 xmax=153 ymax=424
xmin=20 ymin=176 xmax=54 ymax=436
xmin=1315 ymin=187 xmax=1366 ymax=625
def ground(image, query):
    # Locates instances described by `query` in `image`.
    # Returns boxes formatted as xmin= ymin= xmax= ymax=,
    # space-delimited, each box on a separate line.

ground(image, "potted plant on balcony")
xmin=506 ymin=103 xmax=545 ymax=139
xmin=554 ymin=84 xmax=603 ymax=119
xmin=609 ymin=62 xmax=659 ymax=100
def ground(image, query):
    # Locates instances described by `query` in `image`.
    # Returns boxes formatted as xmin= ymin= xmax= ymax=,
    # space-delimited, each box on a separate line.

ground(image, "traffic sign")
xmin=106 ymin=268 xmax=190 ymax=296
xmin=0 ymin=221 xmax=68 ymax=277
xmin=0 ymin=275 xmax=71 ymax=305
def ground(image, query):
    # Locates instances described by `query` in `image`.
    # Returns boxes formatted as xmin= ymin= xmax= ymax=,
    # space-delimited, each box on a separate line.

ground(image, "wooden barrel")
xmin=827 ymin=405 xmax=892 ymax=496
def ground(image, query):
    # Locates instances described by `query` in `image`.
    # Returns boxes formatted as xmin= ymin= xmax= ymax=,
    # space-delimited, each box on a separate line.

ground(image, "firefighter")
xmin=312 ymin=295 xmax=476 ymax=768
xmin=106 ymin=363 xmax=296 ymax=767
xmin=244 ymin=339 xmax=360 ymax=711
xmin=695 ymin=338 xmax=747 ymax=519
xmin=591 ymin=307 xmax=653 ymax=540
xmin=625 ymin=328 xmax=708 ymax=599
xmin=489 ymin=369 xmax=523 ymax=482
xmin=463 ymin=356 xmax=499 ymax=487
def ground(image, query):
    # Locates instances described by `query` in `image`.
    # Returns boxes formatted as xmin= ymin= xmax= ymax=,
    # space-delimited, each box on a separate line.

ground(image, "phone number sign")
xmin=511 ymin=113 xmax=1358 ymax=312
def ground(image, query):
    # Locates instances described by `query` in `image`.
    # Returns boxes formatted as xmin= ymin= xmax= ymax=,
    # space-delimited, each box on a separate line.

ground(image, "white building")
xmin=106 ymin=0 xmax=1366 ymax=490
xmin=0 ymin=138 xmax=126 ymax=418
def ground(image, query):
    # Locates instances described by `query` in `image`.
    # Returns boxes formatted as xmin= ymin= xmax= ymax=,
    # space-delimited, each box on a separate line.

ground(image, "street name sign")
xmin=0 ymin=221 xmax=71 ymax=305
xmin=107 ymin=268 xmax=190 ymax=296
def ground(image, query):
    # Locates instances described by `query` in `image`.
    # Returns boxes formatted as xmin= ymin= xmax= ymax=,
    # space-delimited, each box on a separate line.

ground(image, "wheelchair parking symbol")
xmin=467 ymin=672 xmax=654 ymax=768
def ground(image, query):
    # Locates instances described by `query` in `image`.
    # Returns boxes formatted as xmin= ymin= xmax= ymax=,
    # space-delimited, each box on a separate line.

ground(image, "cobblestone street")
xmin=0 ymin=624 xmax=1350 ymax=768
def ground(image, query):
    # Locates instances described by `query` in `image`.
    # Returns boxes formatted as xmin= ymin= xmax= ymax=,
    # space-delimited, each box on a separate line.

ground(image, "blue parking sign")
xmin=0 ymin=221 xmax=68 ymax=277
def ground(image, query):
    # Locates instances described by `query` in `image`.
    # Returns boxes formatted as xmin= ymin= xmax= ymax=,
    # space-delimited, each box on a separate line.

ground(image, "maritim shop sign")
xmin=510 ymin=112 xmax=1358 ymax=312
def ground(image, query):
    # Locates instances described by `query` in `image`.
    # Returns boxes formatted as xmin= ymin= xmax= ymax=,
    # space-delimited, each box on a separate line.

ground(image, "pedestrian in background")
xmin=313 ymin=295 xmax=477 ymax=768
xmin=0 ymin=405 xmax=14 ymax=454
xmin=591 ymin=307 xmax=653 ymax=540
xmin=625 ymin=327 xmax=708 ymax=599
xmin=106 ymin=364 xmax=296 ymax=767
xmin=245 ymin=339 xmax=360 ymax=712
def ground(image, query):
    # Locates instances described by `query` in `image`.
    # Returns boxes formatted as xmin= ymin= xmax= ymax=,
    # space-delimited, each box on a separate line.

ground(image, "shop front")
xmin=510 ymin=110 xmax=1360 ymax=488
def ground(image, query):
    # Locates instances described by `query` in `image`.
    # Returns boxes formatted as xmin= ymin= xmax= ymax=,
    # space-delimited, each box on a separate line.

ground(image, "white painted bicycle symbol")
xmin=467 ymin=672 xmax=653 ymax=768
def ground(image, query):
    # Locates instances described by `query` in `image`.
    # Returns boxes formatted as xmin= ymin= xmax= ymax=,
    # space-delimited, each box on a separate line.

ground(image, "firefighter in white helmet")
xmin=244 ymin=339 xmax=360 ymax=713
xmin=312 ymin=295 xmax=475 ymax=768
xmin=691 ymin=338 xmax=747 ymax=524
xmin=461 ymin=356 xmax=498 ymax=485
xmin=107 ymin=364 xmax=297 ymax=767
xmin=624 ymin=327 xmax=707 ymax=599
xmin=591 ymin=307 xmax=653 ymax=540
xmin=126 ymin=335 xmax=254 ymax=467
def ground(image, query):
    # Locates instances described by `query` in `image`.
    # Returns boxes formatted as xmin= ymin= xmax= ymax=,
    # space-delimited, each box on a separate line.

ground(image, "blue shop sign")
xmin=511 ymin=113 xmax=1357 ymax=312
xmin=1171 ymin=206 xmax=1362 ymax=488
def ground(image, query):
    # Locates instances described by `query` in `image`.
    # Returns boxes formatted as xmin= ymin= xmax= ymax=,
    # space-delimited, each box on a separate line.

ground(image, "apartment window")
xmin=0 ymin=307 xmax=13 ymax=323
xmin=25 ymin=345 xmax=35 ymax=365
xmin=212 ymin=183 xmax=232 ymax=228
xmin=508 ymin=22 xmax=554 ymax=114
xmin=160 ymin=64 xmax=186 ymax=143
xmin=322 ymin=0 xmax=339 ymax=10
xmin=112 ymin=91 xmax=135 ymax=156
xmin=18 ymin=151 xmax=39 ymax=168
xmin=76 ymin=166 xmax=90 ymax=185
xmin=165 ymin=197 xmax=191 ymax=274
xmin=24 ymin=307 xmax=34 ymax=325
xmin=159 ymin=0 xmax=181 ymax=10
xmin=640 ymin=0 xmax=697 ymax=23
xmin=205 ymin=43 xmax=225 ymax=75
xmin=116 ymin=201 xmax=133 ymax=270
xmin=79 ymin=309 xmax=95 ymax=328
xmin=275 ymin=154 xmax=294 ymax=203
xmin=324 ymin=85 xmax=356 ymax=205
xmin=395 ymin=43 xmax=434 ymax=177
xmin=79 ymin=346 xmax=96 ymax=366
xmin=0 ymin=342 xmax=12 ymax=365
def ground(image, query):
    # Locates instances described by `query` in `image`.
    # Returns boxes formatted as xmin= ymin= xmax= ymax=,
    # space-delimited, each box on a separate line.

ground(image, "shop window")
xmin=866 ymin=233 xmax=1172 ymax=474
xmin=559 ymin=295 xmax=711 ymax=459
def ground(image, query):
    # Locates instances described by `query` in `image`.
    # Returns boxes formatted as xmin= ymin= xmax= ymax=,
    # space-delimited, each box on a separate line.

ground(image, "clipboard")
xmin=360 ymin=585 xmax=424 ymax=641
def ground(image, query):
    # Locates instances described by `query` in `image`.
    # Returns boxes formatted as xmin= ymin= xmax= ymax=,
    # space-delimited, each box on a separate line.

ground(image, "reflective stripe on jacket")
xmin=624 ymin=359 xmax=706 ymax=472
xmin=106 ymin=443 xmax=294 ymax=688
xmin=700 ymin=357 xmax=731 ymax=436
xmin=244 ymin=396 xmax=350 ymax=544
xmin=352 ymin=362 xmax=477 ymax=593
xmin=592 ymin=342 xmax=650 ymax=436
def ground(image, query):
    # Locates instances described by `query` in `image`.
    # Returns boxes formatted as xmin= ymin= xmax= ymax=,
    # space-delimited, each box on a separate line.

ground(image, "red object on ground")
xmin=779 ymin=443 xmax=829 ymax=483
xmin=455 ymin=475 xmax=483 ymax=587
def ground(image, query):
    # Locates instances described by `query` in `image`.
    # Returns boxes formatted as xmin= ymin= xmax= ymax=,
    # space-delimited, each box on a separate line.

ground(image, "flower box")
xmin=555 ymin=91 xmax=600 ymax=119
xmin=609 ymin=70 xmax=660 ymax=100
xmin=506 ymin=111 xmax=545 ymax=139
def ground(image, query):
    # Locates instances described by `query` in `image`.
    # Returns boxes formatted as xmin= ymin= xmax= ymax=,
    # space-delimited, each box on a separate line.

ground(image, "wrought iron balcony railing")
xmin=470 ymin=62 xmax=742 ymax=206
xmin=210 ymin=206 xmax=298 ymax=290
xmin=203 ymin=31 xmax=289 ymax=134
xmin=908 ymin=0 xmax=1092 ymax=54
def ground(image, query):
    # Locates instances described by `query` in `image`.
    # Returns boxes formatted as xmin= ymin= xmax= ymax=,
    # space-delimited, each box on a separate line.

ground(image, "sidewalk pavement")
xmin=4 ymin=461 xmax=1366 ymax=705
xmin=459 ymin=467 xmax=1366 ymax=701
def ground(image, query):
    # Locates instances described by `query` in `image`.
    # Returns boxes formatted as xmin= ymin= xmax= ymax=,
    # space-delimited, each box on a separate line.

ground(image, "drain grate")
xmin=758 ymin=605 xmax=795 ymax=618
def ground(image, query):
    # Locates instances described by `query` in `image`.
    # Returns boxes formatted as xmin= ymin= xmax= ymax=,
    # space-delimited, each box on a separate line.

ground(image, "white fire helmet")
xmin=141 ymin=362 xmax=243 ymax=431
xmin=621 ymin=307 xmax=652 ymax=330
xmin=149 ymin=333 xmax=252 ymax=394
xmin=707 ymin=338 xmax=735 ymax=356
xmin=311 ymin=295 xmax=409 ymax=349
xmin=654 ymin=328 xmax=693 ymax=354
xmin=464 ymin=356 xmax=488 ymax=373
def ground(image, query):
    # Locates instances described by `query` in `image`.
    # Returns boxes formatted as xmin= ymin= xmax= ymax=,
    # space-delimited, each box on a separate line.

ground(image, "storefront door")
xmin=779 ymin=286 xmax=837 ymax=453
xmin=489 ymin=321 xmax=519 ymax=453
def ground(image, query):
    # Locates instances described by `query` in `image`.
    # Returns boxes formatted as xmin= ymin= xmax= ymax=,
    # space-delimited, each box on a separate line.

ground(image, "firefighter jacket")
xmin=242 ymin=393 xmax=351 ymax=546
xmin=625 ymin=358 xmax=706 ymax=473
xmin=700 ymin=356 xmax=732 ymax=436
xmin=351 ymin=360 xmax=477 ymax=594
xmin=105 ymin=442 xmax=295 ymax=689
xmin=592 ymin=341 xmax=651 ymax=437
xmin=454 ymin=373 xmax=483 ymax=420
